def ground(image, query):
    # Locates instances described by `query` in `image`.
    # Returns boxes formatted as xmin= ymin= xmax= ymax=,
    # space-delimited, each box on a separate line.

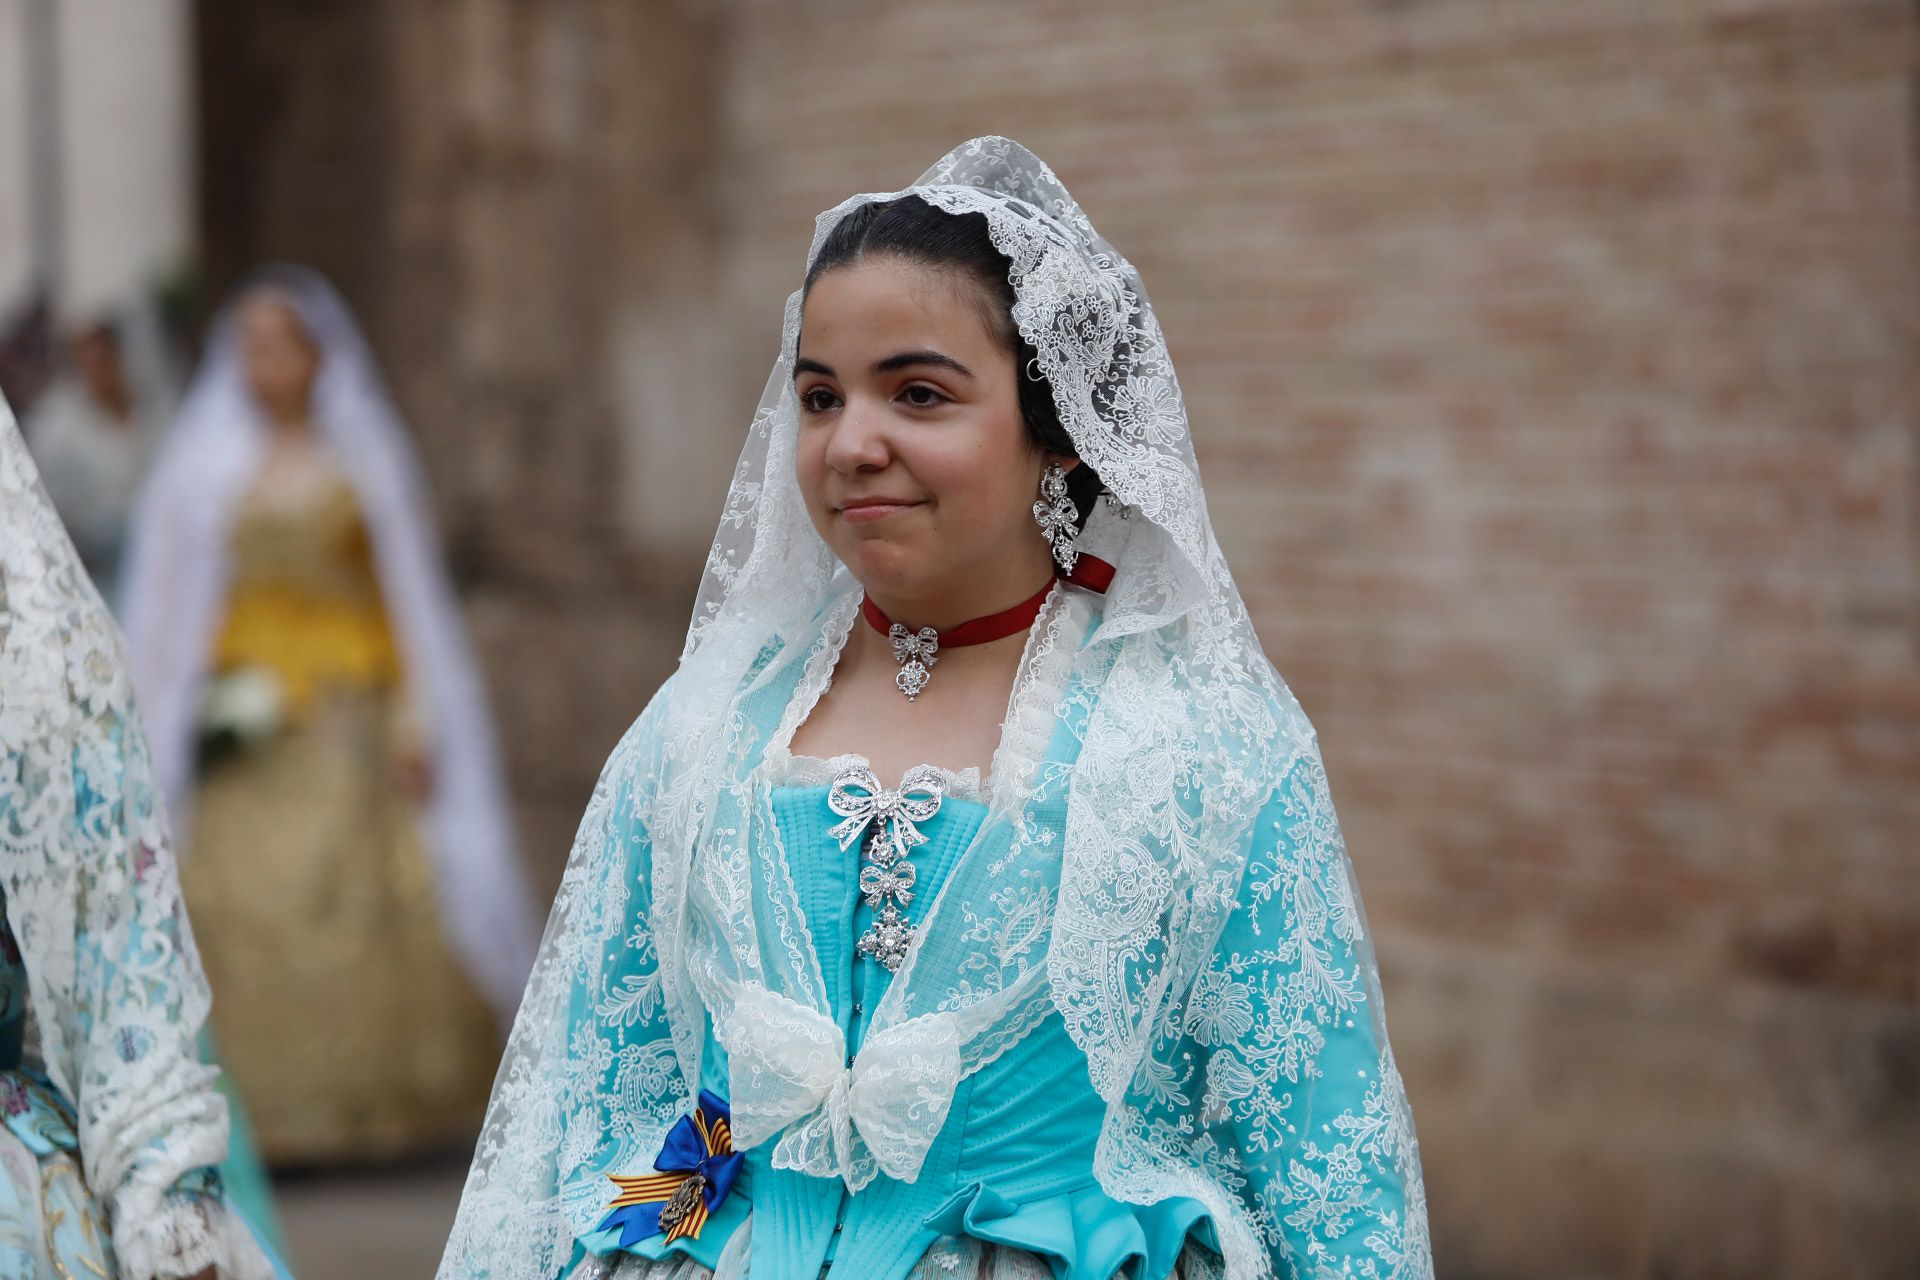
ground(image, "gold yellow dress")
xmin=182 ymin=471 xmax=499 ymax=1166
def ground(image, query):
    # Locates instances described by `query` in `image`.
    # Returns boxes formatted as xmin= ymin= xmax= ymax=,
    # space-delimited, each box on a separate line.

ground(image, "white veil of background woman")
xmin=119 ymin=265 xmax=538 ymax=1017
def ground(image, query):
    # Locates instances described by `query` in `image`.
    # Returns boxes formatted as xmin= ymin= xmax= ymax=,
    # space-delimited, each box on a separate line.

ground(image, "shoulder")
xmin=603 ymin=668 xmax=689 ymax=778
xmin=1178 ymin=657 xmax=1326 ymax=802
xmin=1232 ymin=675 xmax=1334 ymax=843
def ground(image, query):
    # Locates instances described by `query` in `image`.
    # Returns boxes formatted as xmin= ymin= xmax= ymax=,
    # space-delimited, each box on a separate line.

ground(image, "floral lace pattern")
xmin=761 ymin=750 xmax=984 ymax=805
xmin=440 ymin=138 xmax=1428 ymax=1280
xmin=0 ymin=398 xmax=273 ymax=1279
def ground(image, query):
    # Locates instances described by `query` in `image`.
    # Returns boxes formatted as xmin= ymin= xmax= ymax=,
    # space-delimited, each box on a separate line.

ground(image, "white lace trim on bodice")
xmin=760 ymin=748 xmax=985 ymax=805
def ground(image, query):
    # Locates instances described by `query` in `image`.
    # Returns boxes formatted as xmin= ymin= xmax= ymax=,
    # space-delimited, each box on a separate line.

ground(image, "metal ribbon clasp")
xmin=826 ymin=764 xmax=945 ymax=861
xmin=858 ymin=859 xmax=917 ymax=905
xmin=888 ymin=625 xmax=939 ymax=669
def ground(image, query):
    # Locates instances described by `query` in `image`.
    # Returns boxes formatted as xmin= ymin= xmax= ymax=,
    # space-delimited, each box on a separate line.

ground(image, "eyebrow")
xmin=792 ymin=350 xmax=976 ymax=381
xmin=877 ymin=349 xmax=975 ymax=379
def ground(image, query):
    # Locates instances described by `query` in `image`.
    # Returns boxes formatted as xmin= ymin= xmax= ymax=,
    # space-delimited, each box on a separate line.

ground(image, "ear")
xmin=1045 ymin=454 xmax=1081 ymax=474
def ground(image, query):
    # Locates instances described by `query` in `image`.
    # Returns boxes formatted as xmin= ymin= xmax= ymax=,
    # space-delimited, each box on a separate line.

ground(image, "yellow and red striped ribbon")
xmin=605 ymin=1101 xmax=736 ymax=1242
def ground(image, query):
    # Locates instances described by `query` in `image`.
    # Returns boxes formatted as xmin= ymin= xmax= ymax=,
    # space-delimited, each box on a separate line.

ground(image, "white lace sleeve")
xmin=442 ymin=685 xmax=696 ymax=1277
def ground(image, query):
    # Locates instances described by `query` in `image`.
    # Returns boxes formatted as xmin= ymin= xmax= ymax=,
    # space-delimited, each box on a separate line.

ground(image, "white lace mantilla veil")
xmin=118 ymin=265 xmax=539 ymax=1017
xmin=0 ymin=394 xmax=273 ymax=1279
xmin=441 ymin=137 xmax=1429 ymax=1280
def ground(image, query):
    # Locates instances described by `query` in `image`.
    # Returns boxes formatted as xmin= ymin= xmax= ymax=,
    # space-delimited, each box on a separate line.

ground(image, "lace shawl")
xmin=0 ymin=394 xmax=273 ymax=1279
xmin=442 ymin=137 xmax=1430 ymax=1280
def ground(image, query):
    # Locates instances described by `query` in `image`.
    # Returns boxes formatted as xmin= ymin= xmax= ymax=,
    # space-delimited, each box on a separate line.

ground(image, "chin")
xmin=840 ymin=537 xmax=939 ymax=598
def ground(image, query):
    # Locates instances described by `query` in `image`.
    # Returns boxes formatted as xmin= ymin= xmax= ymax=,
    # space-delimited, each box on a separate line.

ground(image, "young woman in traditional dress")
xmin=442 ymin=139 xmax=1429 ymax=1280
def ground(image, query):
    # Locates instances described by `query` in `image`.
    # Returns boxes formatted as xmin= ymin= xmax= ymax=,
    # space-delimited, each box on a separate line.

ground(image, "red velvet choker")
xmin=860 ymin=555 xmax=1115 ymax=702
xmin=861 ymin=582 xmax=1051 ymax=701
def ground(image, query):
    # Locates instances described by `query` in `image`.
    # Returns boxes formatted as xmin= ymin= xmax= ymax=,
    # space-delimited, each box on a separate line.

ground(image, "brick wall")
xmin=195 ymin=1 xmax=1920 ymax=1273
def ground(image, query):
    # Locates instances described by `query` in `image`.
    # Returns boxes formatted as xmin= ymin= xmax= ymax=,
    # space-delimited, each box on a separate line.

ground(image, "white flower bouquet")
xmin=195 ymin=666 xmax=287 ymax=768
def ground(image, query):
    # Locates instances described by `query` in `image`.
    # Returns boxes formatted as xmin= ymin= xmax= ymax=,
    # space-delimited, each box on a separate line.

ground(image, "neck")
xmin=861 ymin=568 xmax=1055 ymax=636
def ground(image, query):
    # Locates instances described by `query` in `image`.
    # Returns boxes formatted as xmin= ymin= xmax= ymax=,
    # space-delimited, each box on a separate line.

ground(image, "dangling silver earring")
xmin=1033 ymin=461 xmax=1080 ymax=572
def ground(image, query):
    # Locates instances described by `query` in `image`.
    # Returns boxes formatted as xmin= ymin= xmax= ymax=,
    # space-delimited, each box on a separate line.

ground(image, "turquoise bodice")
xmin=569 ymin=766 xmax=1220 ymax=1280
xmin=553 ymin=635 xmax=1417 ymax=1279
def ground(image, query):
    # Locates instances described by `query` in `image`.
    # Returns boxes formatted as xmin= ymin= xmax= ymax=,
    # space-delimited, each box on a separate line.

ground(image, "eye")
xmin=900 ymin=384 xmax=950 ymax=409
xmin=798 ymin=386 xmax=841 ymax=414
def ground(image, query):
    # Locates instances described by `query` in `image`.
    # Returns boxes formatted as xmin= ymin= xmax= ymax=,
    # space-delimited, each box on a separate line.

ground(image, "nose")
xmin=821 ymin=396 xmax=891 ymax=475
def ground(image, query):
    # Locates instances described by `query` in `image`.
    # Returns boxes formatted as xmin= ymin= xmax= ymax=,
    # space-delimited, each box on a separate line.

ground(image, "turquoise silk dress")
xmin=3 ymin=387 xmax=288 ymax=1280
xmin=0 ymin=895 xmax=293 ymax=1280
xmin=557 ymin=671 xmax=1414 ymax=1279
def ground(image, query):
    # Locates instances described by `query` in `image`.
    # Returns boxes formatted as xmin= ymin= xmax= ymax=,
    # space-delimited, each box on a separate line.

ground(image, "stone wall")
xmin=0 ymin=0 xmax=195 ymax=321
xmin=193 ymin=1 xmax=1920 ymax=1273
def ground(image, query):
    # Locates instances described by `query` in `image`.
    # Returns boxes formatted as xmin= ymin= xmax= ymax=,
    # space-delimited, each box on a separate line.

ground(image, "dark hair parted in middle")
xmin=803 ymin=196 xmax=1105 ymax=522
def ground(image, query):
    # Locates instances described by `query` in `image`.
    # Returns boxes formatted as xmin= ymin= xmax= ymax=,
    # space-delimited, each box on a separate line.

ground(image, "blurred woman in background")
xmin=121 ymin=265 xmax=538 ymax=1167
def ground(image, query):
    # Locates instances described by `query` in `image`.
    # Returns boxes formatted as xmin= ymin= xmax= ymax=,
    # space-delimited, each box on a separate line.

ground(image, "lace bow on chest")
xmin=717 ymin=984 xmax=961 ymax=1193
xmin=827 ymin=764 xmax=946 ymax=972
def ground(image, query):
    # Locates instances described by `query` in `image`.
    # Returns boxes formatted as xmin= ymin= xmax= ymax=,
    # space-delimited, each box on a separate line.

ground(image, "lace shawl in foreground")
xmin=1 ymin=396 xmax=272 ymax=1278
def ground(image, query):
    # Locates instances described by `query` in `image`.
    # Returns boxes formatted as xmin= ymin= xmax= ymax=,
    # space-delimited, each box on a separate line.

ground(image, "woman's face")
xmin=240 ymin=293 xmax=320 ymax=425
xmin=794 ymin=256 xmax=1056 ymax=616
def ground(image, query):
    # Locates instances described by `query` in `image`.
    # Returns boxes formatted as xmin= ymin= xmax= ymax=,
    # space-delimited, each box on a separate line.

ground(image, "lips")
xmin=837 ymin=496 xmax=918 ymax=510
xmin=834 ymin=497 xmax=923 ymax=524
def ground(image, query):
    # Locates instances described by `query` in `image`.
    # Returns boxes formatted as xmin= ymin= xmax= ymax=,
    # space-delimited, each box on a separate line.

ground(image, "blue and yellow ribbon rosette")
xmin=598 ymin=1090 xmax=746 ymax=1247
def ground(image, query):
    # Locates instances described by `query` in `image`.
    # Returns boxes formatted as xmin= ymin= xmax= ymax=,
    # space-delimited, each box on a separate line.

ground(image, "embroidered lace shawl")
xmin=0 ymin=393 xmax=273 ymax=1279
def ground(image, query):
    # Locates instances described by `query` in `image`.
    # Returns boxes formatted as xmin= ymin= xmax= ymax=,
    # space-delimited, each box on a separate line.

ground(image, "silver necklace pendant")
xmin=888 ymin=623 xmax=939 ymax=701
